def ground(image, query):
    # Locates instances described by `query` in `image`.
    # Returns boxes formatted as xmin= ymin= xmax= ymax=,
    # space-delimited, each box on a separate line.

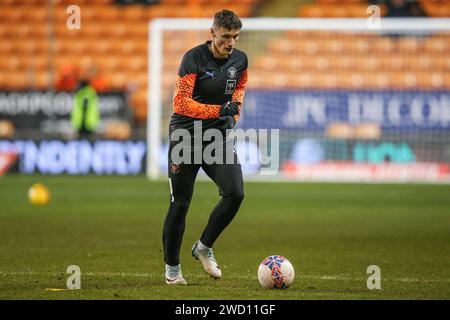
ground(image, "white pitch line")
xmin=1 ymin=271 xmax=449 ymax=283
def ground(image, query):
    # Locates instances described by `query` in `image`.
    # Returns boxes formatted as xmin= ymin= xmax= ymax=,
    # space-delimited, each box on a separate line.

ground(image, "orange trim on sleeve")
xmin=232 ymin=69 xmax=248 ymax=123
xmin=173 ymin=74 xmax=221 ymax=119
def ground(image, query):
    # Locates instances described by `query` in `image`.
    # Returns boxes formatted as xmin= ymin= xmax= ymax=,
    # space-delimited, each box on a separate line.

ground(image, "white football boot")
xmin=165 ymin=264 xmax=187 ymax=285
xmin=192 ymin=241 xmax=222 ymax=279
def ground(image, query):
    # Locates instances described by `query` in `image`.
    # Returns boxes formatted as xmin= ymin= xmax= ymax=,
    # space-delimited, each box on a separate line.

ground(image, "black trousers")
xmin=162 ymin=140 xmax=244 ymax=266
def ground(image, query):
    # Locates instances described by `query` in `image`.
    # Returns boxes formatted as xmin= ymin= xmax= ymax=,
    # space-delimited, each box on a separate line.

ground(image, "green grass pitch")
xmin=0 ymin=174 xmax=449 ymax=299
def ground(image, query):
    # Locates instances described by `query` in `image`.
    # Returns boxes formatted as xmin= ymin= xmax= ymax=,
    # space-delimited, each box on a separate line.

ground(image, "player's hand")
xmin=219 ymin=101 xmax=240 ymax=117
xmin=218 ymin=115 xmax=236 ymax=130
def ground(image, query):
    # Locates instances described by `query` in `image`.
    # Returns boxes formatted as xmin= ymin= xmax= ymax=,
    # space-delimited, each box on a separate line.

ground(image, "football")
xmin=257 ymin=255 xmax=295 ymax=289
xmin=28 ymin=183 xmax=50 ymax=206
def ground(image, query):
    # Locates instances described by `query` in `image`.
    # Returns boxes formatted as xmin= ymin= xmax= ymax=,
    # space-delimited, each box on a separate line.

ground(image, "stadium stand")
xmin=0 ymin=0 xmax=449 ymax=124
xmin=0 ymin=0 xmax=260 ymax=123
xmin=250 ymin=0 xmax=450 ymax=90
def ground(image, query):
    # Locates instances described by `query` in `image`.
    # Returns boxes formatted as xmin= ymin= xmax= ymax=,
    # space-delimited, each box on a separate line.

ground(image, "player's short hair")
xmin=213 ymin=9 xmax=242 ymax=30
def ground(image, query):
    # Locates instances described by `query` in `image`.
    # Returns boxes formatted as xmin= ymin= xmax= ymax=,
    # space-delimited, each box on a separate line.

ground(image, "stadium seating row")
xmin=0 ymin=0 xmax=448 ymax=123
xmin=3 ymin=32 xmax=442 ymax=55
xmin=267 ymin=36 xmax=450 ymax=55
xmin=0 ymin=0 xmax=112 ymax=4
xmin=3 ymin=51 xmax=449 ymax=73
xmin=419 ymin=0 xmax=450 ymax=17
xmin=254 ymin=54 xmax=450 ymax=72
xmin=0 ymin=0 xmax=259 ymax=122
xmin=299 ymin=0 xmax=450 ymax=17
xmin=248 ymin=71 xmax=450 ymax=90
xmin=0 ymin=70 xmax=147 ymax=91
xmin=299 ymin=3 xmax=386 ymax=18
xmin=0 ymin=2 xmax=254 ymax=22
xmin=1 ymin=0 xmax=252 ymax=2
xmin=0 ymin=55 xmax=149 ymax=73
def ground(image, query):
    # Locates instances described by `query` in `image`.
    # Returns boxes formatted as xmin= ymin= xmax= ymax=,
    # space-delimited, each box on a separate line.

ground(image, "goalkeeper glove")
xmin=219 ymin=101 xmax=239 ymax=117
xmin=218 ymin=115 xmax=236 ymax=130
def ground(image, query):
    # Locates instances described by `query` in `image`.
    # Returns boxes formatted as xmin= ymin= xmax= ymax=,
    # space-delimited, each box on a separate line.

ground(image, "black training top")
xmin=169 ymin=40 xmax=248 ymax=133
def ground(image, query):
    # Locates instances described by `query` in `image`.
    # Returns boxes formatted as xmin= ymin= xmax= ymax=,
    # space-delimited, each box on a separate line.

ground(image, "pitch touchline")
xmin=1 ymin=271 xmax=449 ymax=283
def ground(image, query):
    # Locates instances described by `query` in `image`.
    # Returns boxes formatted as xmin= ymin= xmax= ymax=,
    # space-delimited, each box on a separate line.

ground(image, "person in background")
xmin=71 ymin=79 xmax=100 ymax=139
xmin=56 ymin=63 xmax=80 ymax=92
xmin=385 ymin=0 xmax=427 ymax=17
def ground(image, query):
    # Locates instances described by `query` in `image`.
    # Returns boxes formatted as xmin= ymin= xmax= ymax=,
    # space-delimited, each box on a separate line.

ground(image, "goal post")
xmin=147 ymin=18 xmax=450 ymax=183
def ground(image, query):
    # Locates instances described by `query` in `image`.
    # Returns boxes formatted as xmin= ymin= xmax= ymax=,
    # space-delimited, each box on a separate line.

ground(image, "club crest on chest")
xmin=227 ymin=67 xmax=237 ymax=79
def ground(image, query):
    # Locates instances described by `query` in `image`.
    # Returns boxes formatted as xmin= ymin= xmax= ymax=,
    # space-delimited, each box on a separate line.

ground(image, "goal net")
xmin=147 ymin=18 xmax=450 ymax=183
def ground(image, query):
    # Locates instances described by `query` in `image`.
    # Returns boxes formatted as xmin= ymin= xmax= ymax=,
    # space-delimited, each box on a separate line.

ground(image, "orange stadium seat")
xmin=444 ymin=73 xmax=450 ymax=89
xmin=419 ymin=72 xmax=445 ymax=89
xmin=2 ymin=56 xmax=21 ymax=71
xmin=133 ymin=105 xmax=148 ymax=123
xmin=0 ymin=41 xmax=15 ymax=54
xmin=299 ymin=4 xmax=326 ymax=17
xmin=422 ymin=37 xmax=449 ymax=53
xmin=125 ymin=22 xmax=149 ymax=39
xmin=383 ymin=55 xmax=408 ymax=71
xmin=96 ymin=6 xmax=121 ymax=21
xmin=110 ymin=72 xmax=128 ymax=89
xmin=161 ymin=0 xmax=256 ymax=3
xmin=28 ymin=24 xmax=47 ymax=38
xmin=101 ymin=56 xmax=121 ymax=72
xmin=0 ymin=23 xmax=8 ymax=38
xmin=360 ymin=56 xmax=382 ymax=71
xmin=298 ymin=73 xmax=320 ymax=89
xmin=81 ymin=23 xmax=105 ymax=38
xmin=0 ymin=73 xmax=5 ymax=89
xmin=420 ymin=0 xmax=450 ymax=17
xmin=122 ymin=5 xmax=147 ymax=21
xmin=315 ymin=73 xmax=339 ymax=89
xmin=299 ymin=3 xmax=369 ymax=18
xmin=164 ymin=55 xmax=183 ymax=70
xmin=53 ymin=39 xmax=73 ymax=54
xmin=54 ymin=23 xmax=84 ymax=39
xmin=8 ymin=72 xmax=28 ymax=90
xmin=91 ymin=39 xmax=112 ymax=55
xmin=162 ymin=72 xmax=178 ymax=89
xmin=397 ymin=37 xmax=421 ymax=53
xmin=19 ymin=55 xmax=49 ymax=71
xmin=0 ymin=6 xmax=24 ymax=22
xmin=110 ymin=22 xmax=132 ymax=38
xmin=53 ymin=6 xmax=70 ymax=22
xmin=129 ymin=90 xmax=148 ymax=115
xmin=16 ymin=24 xmax=33 ymax=38
xmin=315 ymin=0 xmax=366 ymax=3
xmin=128 ymin=56 xmax=147 ymax=72
xmin=34 ymin=73 xmax=50 ymax=90
xmin=332 ymin=56 xmax=353 ymax=71
xmin=145 ymin=4 xmax=182 ymax=18
xmin=371 ymin=37 xmax=396 ymax=53
xmin=53 ymin=55 xmax=82 ymax=70
xmin=345 ymin=38 xmax=371 ymax=54
xmin=253 ymin=56 xmax=279 ymax=71
xmin=401 ymin=56 xmax=426 ymax=71
xmin=21 ymin=5 xmax=48 ymax=22
xmin=0 ymin=56 xmax=11 ymax=71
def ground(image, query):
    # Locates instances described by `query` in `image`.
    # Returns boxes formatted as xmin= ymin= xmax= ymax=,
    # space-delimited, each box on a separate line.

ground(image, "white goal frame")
xmin=147 ymin=18 xmax=450 ymax=181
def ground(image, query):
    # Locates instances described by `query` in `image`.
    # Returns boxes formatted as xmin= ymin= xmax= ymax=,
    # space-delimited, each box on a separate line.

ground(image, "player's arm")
xmin=173 ymin=52 xmax=221 ymax=119
xmin=231 ymin=68 xmax=248 ymax=123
